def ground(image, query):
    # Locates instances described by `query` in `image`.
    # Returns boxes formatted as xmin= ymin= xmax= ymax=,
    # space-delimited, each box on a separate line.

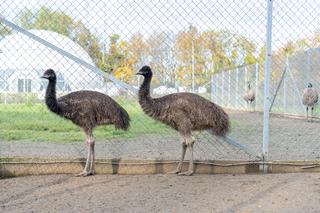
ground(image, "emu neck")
xmin=139 ymin=74 xmax=152 ymax=104
xmin=45 ymin=80 xmax=60 ymax=114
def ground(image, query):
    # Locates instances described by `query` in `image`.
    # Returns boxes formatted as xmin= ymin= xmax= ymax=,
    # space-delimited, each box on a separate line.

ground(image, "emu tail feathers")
xmin=115 ymin=106 xmax=130 ymax=131
xmin=211 ymin=107 xmax=230 ymax=136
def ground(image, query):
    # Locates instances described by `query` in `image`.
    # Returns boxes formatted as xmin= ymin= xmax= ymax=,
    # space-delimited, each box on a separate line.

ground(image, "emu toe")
xmin=167 ymin=169 xmax=182 ymax=174
xmin=178 ymin=170 xmax=194 ymax=176
xmin=75 ymin=170 xmax=95 ymax=177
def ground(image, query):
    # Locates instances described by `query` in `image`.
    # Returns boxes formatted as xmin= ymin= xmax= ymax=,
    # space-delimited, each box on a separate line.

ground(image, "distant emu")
xmin=42 ymin=69 xmax=130 ymax=176
xmin=302 ymin=83 xmax=318 ymax=122
xmin=137 ymin=66 xmax=230 ymax=176
xmin=243 ymin=81 xmax=255 ymax=111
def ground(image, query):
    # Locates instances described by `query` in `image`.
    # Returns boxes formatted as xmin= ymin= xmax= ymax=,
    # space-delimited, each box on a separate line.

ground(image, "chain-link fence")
xmin=0 ymin=0 xmax=320 ymax=175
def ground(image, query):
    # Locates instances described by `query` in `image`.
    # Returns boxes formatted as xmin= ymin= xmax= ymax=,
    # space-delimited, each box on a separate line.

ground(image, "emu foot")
xmin=167 ymin=169 xmax=182 ymax=174
xmin=75 ymin=170 xmax=95 ymax=177
xmin=178 ymin=170 xmax=194 ymax=176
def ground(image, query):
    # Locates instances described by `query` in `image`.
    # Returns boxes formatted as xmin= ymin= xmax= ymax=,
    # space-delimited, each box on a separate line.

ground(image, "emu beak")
xmin=41 ymin=74 xmax=50 ymax=79
xmin=136 ymin=71 xmax=143 ymax=75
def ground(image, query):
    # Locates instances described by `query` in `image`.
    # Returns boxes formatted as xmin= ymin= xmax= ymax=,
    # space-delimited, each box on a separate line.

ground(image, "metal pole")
xmin=215 ymin=76 xmax=218 ymax=102
xmin=211 ymin=74 xmax=214 ymax=101
xmin=222 ymin=72 xmax=225 ymax=106
xmin=244 ymin=66 xmax=248 ymax=109
xmin=255 ymin=63 xmax=259 ymax=110
xmin=174 ymin=64 xmax=178 ymax=90
xmin=228 ymin=70 xmax=231 ymax=107
xmin=283 ymin=55 xmax=288 ymax=110
xmin=262 ymin=0 xmax=274 ymax=167
xmin=269 ymin=66 xmax=287 ymax=112
xmin=236 ymin=68 xmax=239 ymax=108
xmin=192 ymin=39 xmax=195 ymax=93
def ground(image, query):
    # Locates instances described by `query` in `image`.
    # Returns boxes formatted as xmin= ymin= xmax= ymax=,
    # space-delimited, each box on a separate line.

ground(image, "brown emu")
xmin=302 ymin=83 xmax=318 ymax=122
xmin=243 ymin=81 xmax=255 ymax=111
xmin=41 ymin=69 xmax=130 ymax=176
xmin=137 ymin=66 xmax=230 ymax=175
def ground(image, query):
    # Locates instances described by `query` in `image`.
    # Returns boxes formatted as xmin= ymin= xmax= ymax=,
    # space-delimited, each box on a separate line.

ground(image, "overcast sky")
xmin=1 ymin=0 xmax=320 ymax=50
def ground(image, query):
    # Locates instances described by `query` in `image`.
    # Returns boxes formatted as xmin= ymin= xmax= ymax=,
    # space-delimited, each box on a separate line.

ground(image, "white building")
xmin=0 ymin=30 xmax=104 ymax=93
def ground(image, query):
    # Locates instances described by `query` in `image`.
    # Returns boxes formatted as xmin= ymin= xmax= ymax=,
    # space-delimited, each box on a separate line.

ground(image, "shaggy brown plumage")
xmin=243 ymin=82 xmax=255 ymax=111
xmin=137 ymin=66 xmax=229 ymax=175
xmin=42 ymin=69 xmax=130 ymax=176
xmin=302 ymin=83 xmax=318 ymax=122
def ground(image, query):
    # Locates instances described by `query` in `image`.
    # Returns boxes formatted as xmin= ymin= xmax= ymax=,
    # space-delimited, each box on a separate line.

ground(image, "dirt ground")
xmin=1 ymin=173 xmax=320 ymax=213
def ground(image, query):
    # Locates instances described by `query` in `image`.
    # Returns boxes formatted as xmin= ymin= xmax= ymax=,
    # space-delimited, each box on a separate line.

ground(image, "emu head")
xmin=307 ymin=82 xmax=313 ymax=88
xmin=41 ymin=69 xmax=56 ymax=81
xmin=136 ymin=65 xmax=152 ymax=78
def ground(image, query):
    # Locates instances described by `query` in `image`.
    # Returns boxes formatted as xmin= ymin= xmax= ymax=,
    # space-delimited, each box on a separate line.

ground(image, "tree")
xmin=127 ymin=33 xmax=148 ymax=67
xmin=175 ymin=25 xmax=207 ymax=86
xmin=19 ymin=6 xmax=104 ymax=70
xmin=102 ymin=34 xmax=125 ymax=73
xmin=146 ymin=32 xmax=177 ymax=85
xmin=113 ymin=59 xmax=135 ymax=83
xmin=0 ymin=23 xmax=12 ymax=37
xmin=201 ymin=30 xmax=232 ymax=72
xmin=111 ymin=38 xmax=136 ymax=83
xmin=176 ymin=26 xmax=258 ymax=87
xmin=20 ymin=6 xmax=73 ymax=37
xmin=202 ymin=30 xmax=257 ymax=70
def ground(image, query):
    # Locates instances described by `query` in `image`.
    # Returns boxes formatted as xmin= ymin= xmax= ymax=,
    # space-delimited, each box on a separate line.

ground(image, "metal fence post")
xmin=211 ymin=74 xmax=214 ymax=101
xmin=283 ymin=55 xmax=289 ymax=110
xmin=255 ymin=63 xmax=259 ymax=110
xmin=236 ymin=68 xmax=239 ymax=107
xmin=228 ymin=70 xmax=231 ymax=107
xmin=222 ymin=71 xmax=225 ymax=106
xmin=244 ymin=66 xmax=248 ymax=109
xmin=262 ymin=0 xmax=273 ymax=170
xmin=192 ymin=39 xmax=195 ymax=93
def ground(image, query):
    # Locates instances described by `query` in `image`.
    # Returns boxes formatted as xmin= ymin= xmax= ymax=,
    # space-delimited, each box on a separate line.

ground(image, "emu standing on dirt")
xmin=302 ymin=83 xmax=318 ymax=122
xmin=41 ymin=69 xmax=130 ymax=176
xmin=243 ymin=81 xmax=255 ymax=111
xmin=137 ymin=66 xmax=230 ymax=176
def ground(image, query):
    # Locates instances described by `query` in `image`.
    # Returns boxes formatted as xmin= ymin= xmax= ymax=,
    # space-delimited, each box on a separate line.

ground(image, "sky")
xmin=0 ymin=0 xmax=320 ymax=51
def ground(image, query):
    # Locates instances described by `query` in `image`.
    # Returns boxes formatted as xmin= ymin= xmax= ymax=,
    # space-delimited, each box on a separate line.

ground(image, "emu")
xmin=243 ymin=81 xmax=255 ymax=111
xmin=302 ymin=83 xmax=318 ymax=122
xmin=41 ymin=69 xmax=130 ymax=176
xmin=137 ymin=66 xmax=230 ymax=176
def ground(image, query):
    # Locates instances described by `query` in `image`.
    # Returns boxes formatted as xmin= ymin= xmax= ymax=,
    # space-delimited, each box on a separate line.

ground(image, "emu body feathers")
xmin=55 ymin=91 xmax=129 ymax=131
xmin=139 ymin=92 xmax=229 ymax=136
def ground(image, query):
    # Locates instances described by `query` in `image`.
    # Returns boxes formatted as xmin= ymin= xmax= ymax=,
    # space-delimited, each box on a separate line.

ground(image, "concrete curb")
xmin=2 ymin=158 xmax=320 ymax=177
xmin=0 ymin=158 xmax=259 ymax=177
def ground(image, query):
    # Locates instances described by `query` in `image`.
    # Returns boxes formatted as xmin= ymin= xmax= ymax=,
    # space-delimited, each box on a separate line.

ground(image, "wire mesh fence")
xmin=0 ymin=0 xmax=320 ymax=175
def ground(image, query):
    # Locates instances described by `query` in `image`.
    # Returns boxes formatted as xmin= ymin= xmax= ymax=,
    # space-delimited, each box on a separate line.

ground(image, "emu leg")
xmin=76 ymin=130 xmax=94 ymax=177
xmin=75 ymin=143 xmax=92 ymax=177
xmin=311 ymin=107 xmax=314 ymax=122
xmin=306 ymin=107 xmax=309 ymax=122
xmin=178 ymin=138 xmax=195 ymax=176
xmin=88 ymin=139 xmax=95 ymax=175
xmin=168 ymin=141 xmax=187 ymax=174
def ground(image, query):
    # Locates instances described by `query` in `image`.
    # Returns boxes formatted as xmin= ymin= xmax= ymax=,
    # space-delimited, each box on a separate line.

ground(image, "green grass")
xmin=0 ymin=101 xmax=173 ymax=142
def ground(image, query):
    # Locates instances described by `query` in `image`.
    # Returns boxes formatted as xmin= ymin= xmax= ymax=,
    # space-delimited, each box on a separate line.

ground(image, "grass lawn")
xmin=0 ymin=101 xmax=174 ymax=143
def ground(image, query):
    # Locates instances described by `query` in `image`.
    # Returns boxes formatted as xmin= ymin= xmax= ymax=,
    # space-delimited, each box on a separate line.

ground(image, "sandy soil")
xmin=1 ymin=173 xmax=320 ymax=213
